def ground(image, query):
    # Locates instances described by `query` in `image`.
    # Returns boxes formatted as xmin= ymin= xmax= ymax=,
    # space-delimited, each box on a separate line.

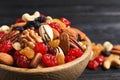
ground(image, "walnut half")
xmin=19 ymin=29 xmax=42 ymax=48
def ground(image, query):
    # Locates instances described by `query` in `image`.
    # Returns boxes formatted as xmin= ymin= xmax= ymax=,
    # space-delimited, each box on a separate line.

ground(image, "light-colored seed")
xmin=103 ymin=41 xmax=113 ymax=51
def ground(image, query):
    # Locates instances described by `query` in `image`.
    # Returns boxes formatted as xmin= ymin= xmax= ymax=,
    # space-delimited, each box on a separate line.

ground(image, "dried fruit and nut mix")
xmin=0 ymin=11 xmax=87 ymax=68
xmin=88 ymin=41 xmax=120 ymax=70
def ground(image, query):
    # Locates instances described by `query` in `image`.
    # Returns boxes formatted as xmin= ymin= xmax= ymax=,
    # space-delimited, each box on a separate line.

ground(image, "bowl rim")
xmin=0 ymin=36 xmax=92 ymax=73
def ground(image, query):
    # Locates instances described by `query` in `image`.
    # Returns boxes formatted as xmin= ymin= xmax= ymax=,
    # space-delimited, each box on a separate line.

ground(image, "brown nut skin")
xmin=30 ymin=53 xmax=42 ymax=68
xmin=61 ymin=27 xmax=86 ymax=41
xmin=61 ymin=28 xmax=77 ymax=41
xmin=70 ymin=27 xmax=86 ymax=40
xmin=0 ymin=53 xmax=14 ymax=65
xmin=52 ymin=28 xmax=60 ymax=39
xmin=59 ymin=32 xmax=70 ymax=55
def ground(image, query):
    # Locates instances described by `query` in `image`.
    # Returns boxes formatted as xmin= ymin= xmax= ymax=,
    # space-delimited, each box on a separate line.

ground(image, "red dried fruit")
xmin=40 ymin=13 xmax=45 ymax=17
xmin=68 ymin=48 xmax=83 ymax=58
xmin=14 ymin=50 xmax=20 ymax=61
xmin=0 ymin=31 xmax=4 ymax=39
xmin=60 ymin=17 xmax=71 ymax=27
xmin=49 ymin=22 xmax=61 ymax=33
xmin=88 ymin=60 xmax=99 ymax=70
xmin=16 ymin=55 xmax=30 ymax=68
xmin=42 ymin=54 xmax=58 ymax=67
xmin=65 ymin=55 xmax=76 ymax=63
xmin=0 ymin=40 xmax=13 ymax=53
xmin=95 ymin=54 xmax=104 ymax=66
xmin=34 ymin=42 xmax=47 ymax=55
xmin=16 ymin=18 xmax=25 ymax=23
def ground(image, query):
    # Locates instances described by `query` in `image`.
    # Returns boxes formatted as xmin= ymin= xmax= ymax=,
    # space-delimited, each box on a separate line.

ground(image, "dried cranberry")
xmin=0 ymin=31 xmax=4 ymax=39
xmin=47 ymin=45 xmax=57 ymax=55
xmin=16 ymin=18 xmax=25 ymax=23
xmin=40 ymin=13 xmax=45 ymax=17
xmin=49 ymin=22 xmax=61 ymax=33
xmin=16 ymin=55 xmax=30 ymax=68
xmin=60 ymin=17 xmax=71 ymax=27
xmin=65 ymin=55 xmax=76 ymax=63
xmin=34 ymin=42 xmax=47 ymax=55
xmin=42 ymin=54 xmax=58 ymax=67
xmin=88 ymin=60 xmax=99 ymax=70
xmin=95 ymin=54 xmax=104 ymax=65
xmin=68 ymin=48 xmax=83 ymax=58
xmin=0 ymin=40 xmax=13 ymax=53
xmin=14 ymin=50 xmax=20 ymax=61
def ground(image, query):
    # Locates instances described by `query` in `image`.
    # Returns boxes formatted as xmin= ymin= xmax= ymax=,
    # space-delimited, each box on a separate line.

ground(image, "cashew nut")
xmin=22 ymin=11 xmax=40 ymax=21
xmin=0 ymin=53 xmax=14 ymax=65
xmin=12 ymin=42 xmax=22 ymax=50
xmin=0 ymin=25 xmax=10 ymax=33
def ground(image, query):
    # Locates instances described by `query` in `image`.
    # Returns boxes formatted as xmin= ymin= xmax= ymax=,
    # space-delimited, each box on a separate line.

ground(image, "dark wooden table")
xmin=0 ymin=0 xmax=120 ymax=80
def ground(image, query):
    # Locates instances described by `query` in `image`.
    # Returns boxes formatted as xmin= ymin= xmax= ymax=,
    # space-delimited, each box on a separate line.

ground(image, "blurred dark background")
xmin=0 ymin=0 xmax=120 ymax=44
xmin=1 ymin=0 xmax=120 ymax=24
xmin=0 ymin=1 xmax=120 ymax=80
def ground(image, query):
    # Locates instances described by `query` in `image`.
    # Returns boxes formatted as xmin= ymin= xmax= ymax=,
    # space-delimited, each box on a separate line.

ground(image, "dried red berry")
xmin=40 ymin=13 xmax=45 ymax=17
xmin=60 ymin=17 xmax=71 ymax=27
xmin=42 ymin=54 xmax=58 ymax=67
xmin=49 ymin=22 xmax=61 ymax=33
xmin=16 ymin=55 xmax=30 ymax=68
xmin=16 ymin=18 xmax=25 ymax=23
xmin=65 ymin=55 xmax=76 ymax=63
xmin=34 ymin=42 xmax=47 ymax=55
xmin=0 ymin=40 xmax=13 ymax=53
xmin=95 ymin=54 xmax=104 ymax=65
xmin=88 ymin=60 xmax=99 ymax=70
xmin=0 ymin=32 xmax=4 ymax=39
xmin=14 ymin=50 xmax=20 ymax=61
xmin=68 ymin=48 xmax=83 ymax=58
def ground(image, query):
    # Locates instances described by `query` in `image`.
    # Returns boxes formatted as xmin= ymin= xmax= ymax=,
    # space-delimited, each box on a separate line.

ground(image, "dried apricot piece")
xmin=48 ymin=39 xmax=60 ymax=48
xmin=20 ymin=47 xmax=35 ymax=59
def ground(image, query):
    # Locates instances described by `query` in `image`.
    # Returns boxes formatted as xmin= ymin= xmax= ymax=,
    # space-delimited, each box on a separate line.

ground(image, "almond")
xmin=70 ymin=27 xmax=86 ymax=40
xmin=59 ymin=32 xmax=70 ymax=55
xmin=0 ymin=53 xmax=14 ymax=65
xmin=62 ymin=28 xmax=77 ymax=40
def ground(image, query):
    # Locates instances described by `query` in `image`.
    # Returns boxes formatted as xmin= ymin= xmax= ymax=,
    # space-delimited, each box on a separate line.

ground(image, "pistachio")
xmin=39 ymin=24 xmax=53 ymax=42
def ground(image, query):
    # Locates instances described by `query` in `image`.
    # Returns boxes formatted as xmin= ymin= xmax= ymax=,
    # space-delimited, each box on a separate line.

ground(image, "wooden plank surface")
xmin=0 ymin=0 xmax=120 ymax=80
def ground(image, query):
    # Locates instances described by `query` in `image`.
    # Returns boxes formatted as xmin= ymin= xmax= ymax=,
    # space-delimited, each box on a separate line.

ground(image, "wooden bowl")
xmin=0 ymin=37 xmax=92 ymax=80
